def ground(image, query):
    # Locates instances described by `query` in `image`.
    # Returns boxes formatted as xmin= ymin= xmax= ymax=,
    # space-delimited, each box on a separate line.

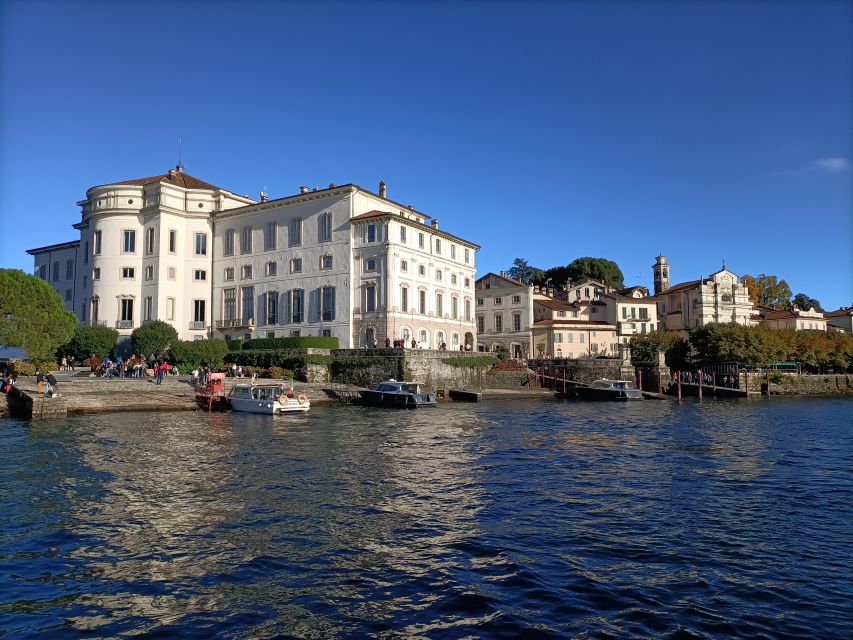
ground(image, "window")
xmin=366 ymin=285 xmax=376 ymax=312
xmin=512 ymin=295 xmax=521 ymax=304
xmin=477 ymin=298 xmax=484 ymax=306
xmin=367 ymin=224 xmax=376 ymax=243
xmin=266 ymin=291 xmax=278 ymax=325
xmin=93 ymin=230 xmax=102 ymax=255
xmin=264 ymin=222 xmax=276 ymax=250
xmin=320 ymin=255 xmax=333 ymax=270
xmin=93 ymin=267 xmax=101 ymax=281
xmin=241 ymin=226 xmax=252 ymax=254
xmin=84 ymin=242 xmax=89 ymax=264
xmin=435 ymin=239 xmax=441 ymax=254
xmin=452 ymin=296 xmax=458 ymax=319
xmin=65 ymin=289 xmax=72 ymax=301
xmin=241 ymin=286 xmax=254 ymax=322
xmin=436 ymin=270 xmax=442 ymax=281
xmin=121 ymin=267 xmax=135 ymax=279
xmin=464 ymin=278 xmax=470 ymax=288
xmin=322 ymin=286 xmax=335 ymax=321
xmin=289 ymin=330 xmax=301 ymax=337
xmin=193 ymin=299 xmax=205 ymax=323
xmin=224 ymin=229 xmax=235 ymax=256
xmin=145 ymin=265 xmax=154 ymax=281
xmin=567 ymin=334 xmax=573 ymax=343
xmin=452 ymin=332 xmax=459 ymax=347
xmin=477 ymin=316 xmax=485 ymax=333
xmin=418 ymin=265 xmax=425 ymax=276
xmin=419 ymin=290 xmax=426 ymax=314
xmin=451 ymin=245 xmax=456 ymax=259
xmin=167 ymin=297 xmax=175 ymax=321
xmin=224 ymin=267 xmax=234 ymax=281
xmin=289 ymin=218 xmax=302 ymax=246
xmin=464 ymin=248 xmax=469 ymax=264
xmin=495 ymin=315 xmax=503 ymax=332
xmin=51 ymin=262 xmax=59 ymax=281
xmin=195 ymin=233 xmax=207 ymax=256
xmin=419 ymin=233 xmax=424 ymax=249
xmin=321 ymin=329 xmax=332 ymax=337
xmin=194 ymin=269 xmax=207 ymax=281
xmin=266 ymin=261 xmax=277 ymax=277
xmin=436 ymin=293 xmax=443 ymax=316
xmin=66 ymin=259 xmax=74 ymax=280
xmin=555 ymin=333 xmax=563 ymax=343
xmin=451 ymin=274 xmax=457 ymax=285
xmin=145 ymin=227 xmax=155 ymax=254
xmin=318 ymin=212 xmax=332 ymax=242
xmin=400 ymin=226 xmax=407 ymax=243
xmin=120 ymin=299 xmax=134 ymax=323
xmin=291 ymin=289 xmax=304 ymax=323
xmin=83 ymin=275 xmax=88 ymax=288
xmin=579 ymin=333 xmax=585 ymax=344
xmin=465 ymin=299 xmax=471 ymax=322
xmin=494 ymin=297 xmax=502 ymax=305
xmin=291 ymin=258 xmax=302 ymax=274
xmin=557 ymin=311 xmax=566 ymax=318
xmin=241 ymin=265 xmax=252 ymax=280
xmin=168 ymin=266 xmax=176 ymax=280
xmin=622 ymin=307 xmax=627 ymax=319
xmin=169 ymin=230 xmax=176 ymax=254
xmin=401 ymin=260 xmax=408 ymax=272
xmin=591 ymin=307 xmax=599 ymax=314
xmin=123 ymin=230 xmax=136 ymax=253
xmin=144 ymin=296 xmax=153 ymax=321
xmin=513 ymin=313 xmax=521 ymax=331
xmin=401 ymin=286 xmax=408 ymax=312
xmin=223 ymin=289 xmax=236 ymax=321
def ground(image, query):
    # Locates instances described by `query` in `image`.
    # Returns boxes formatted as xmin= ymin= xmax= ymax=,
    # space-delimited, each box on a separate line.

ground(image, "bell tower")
xmin=653 ymin=255 xmax=670 ymax=295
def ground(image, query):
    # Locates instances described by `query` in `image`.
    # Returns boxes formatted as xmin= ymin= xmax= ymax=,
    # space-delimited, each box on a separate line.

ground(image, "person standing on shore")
xmin=36 ymin=368 xmax=45 ymax=395
xmin=153 ymin=361 xmax=160 ymax=384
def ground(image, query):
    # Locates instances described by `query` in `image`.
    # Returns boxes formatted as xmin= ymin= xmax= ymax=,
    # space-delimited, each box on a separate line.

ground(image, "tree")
xmin=506 ymin=258 xmax=545 ymax=285
xmin=0 ymin=269 xmax=77 ymax=362
xmin=741 ymin=273 xmax=792 ymax=308
xmin=629 ymin=332 xmax=690 ymax=369
xmin=131 ymin=320 xmax=179 ymax=356
xmin=61 ymin=324 xmax=119 ymax=360
xmin=542 ymin=266 xmax=571 ymax=290
xmin=564 ymin=257 xmax=625 ymax=289
xmin=791 ymin=293 xmax=823 ymax=312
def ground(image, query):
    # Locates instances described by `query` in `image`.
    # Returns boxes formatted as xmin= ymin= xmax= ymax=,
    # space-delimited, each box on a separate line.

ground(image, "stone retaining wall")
xmin=745 ymin=373 xmax=853 ymax=395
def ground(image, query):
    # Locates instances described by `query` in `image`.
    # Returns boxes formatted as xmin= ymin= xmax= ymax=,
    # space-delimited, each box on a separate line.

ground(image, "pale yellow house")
xmin=756 ymin=306 xmax=828 ymax=331
xmin=532 ymin=298 xmax=618 ymax=358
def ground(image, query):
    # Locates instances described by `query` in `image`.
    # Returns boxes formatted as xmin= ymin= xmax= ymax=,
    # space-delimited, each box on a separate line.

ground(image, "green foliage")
xmin=241 ymin=336 xmax=339 ymax=350
xmin=507 ymin=258 xmax=546 ymax=285
xmin=331 ymin=356 xmax=401 ymax=387
xmin=223 ymin=349 xmax=334 ymax=369
xmin=226 ymin=339 xmax=243 ymax=351
xmin=441 ymin=356 xmax=499 ymax=368
xmin=131 ymin=320 xmax=179 ymax=356
xmin=791 ymin=293 xmax=823 ymax=313
xmin=564 ymin=257 xmax=625 ymax=289
xmin=169 ymin=339 xmax=230 ymax=370
xmin=542 ymin=266 xmax=571 ymax=290
xmin=0 ymin=269 xmax=77 ymax=361
xmin=5 ymin=360 xmax=37 ymax=376
xmin=60 ymin=324 xmax=119 ymax=360
xmin=629 ymin=332 xmax=691 ymax=369
xmin=741 ymin=273 xmax=792 ymax=308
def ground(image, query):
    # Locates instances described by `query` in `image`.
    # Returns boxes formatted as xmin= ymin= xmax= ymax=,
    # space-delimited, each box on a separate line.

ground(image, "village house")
xmin=755 ymin=306 xmax=828 ymax=331
xmin=474 ymin=273 xmax=535 ymax=358
xmin=531 ymin=297 xmax=619 ymax=359
xmin=28 ymin=167 xmax=479 ymax=350
xmin=824 ymin=307 xmax=853 ymax=333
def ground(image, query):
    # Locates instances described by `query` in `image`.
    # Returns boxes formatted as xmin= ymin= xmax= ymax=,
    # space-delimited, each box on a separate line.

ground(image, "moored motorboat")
xmin=573 ymin=378 xmax=643 ymax=401
xmin=228 ymin=382 xmax=310 ymax=414
xmin=358 ymin=380 xmax=436 ymax=408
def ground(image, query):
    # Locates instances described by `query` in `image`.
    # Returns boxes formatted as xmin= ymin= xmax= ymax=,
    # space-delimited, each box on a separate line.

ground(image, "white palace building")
xmin=28 ymin=166 xmax=479 ymax=350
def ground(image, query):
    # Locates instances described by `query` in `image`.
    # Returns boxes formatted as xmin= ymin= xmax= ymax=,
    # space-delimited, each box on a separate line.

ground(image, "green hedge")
xmin=241 ymin=336 xmax=339 ymax=350
xmin=224 ymin=350 xmax=333 ymax=369
xmin=441 ymin=356 xmax=499 ymax=368
xmin=226 ymin=339 xmax=243 ymax=351
xmin=169 ymin=339 xmax=230 ymax=371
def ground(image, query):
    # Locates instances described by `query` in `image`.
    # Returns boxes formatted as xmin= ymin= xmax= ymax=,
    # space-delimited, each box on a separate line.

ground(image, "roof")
xmin=90 ymin=168 xmax=227 ymax=192
xmin=352 ymin=210 xmax=395 ymax=221
xmin=601 ymin=291 xmax=655 ymax=303
xmin=348 ymin=208 xmax=481 ymax=250
xmin=0 ymin=346 xmax=29 ymax=360
xmin=475 ymin=272 xmax=527 ymax=289
xmin=26 ymin=240 xmax=81 ymax=255
xmin=659 ymin=279 xmax=702 ymax=295
xmin=824 ymin=308 xmax=853 ymax=318
xmin=535 ymin=299 xmax=578 ymax=311
xmin=533 ymin=319 xmax=615 ymax=328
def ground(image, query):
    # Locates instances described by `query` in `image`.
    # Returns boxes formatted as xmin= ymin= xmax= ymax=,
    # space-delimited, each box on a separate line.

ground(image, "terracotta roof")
xmin=475 ymin=272 xmax=526 ymax=287
xmin=660 ymin=279 xmax=702 ymax=295
xmin=824 ymin=308 xmax=853 ymax=318
xmin=92 ymin=169 xmax=227 ymax=192
xmin=535 ymin=299 xmax=578 ymax=311
xmin=533 ymin=319 xmax=615 ymax=327
xmin=351 ymin=210 xmax=395 ymax=221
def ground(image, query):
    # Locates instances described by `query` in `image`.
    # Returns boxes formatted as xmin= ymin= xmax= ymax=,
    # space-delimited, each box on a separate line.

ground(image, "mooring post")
xmin=677 ymin=372 xmax=682 ymax=403
xmin=698 ymin=370 xmax=703 ymax=402
xmin=638 ymin=370 xmax=643 ymax=392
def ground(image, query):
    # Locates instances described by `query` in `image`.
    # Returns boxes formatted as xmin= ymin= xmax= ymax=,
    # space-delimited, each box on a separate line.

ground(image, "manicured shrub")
xmin=169 ymin=339 xmax=230 ymax=371
xmin=241 ymin=336 xmax=339 ymax=350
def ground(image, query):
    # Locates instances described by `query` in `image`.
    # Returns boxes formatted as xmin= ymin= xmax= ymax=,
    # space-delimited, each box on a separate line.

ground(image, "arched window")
xmin=419 ymin=329 xmax=428 ymax=346
xmin=436 ymin=330 xmax=445 ymax=347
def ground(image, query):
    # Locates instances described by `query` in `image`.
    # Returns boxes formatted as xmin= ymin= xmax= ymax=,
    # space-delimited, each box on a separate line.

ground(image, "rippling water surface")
xmin=1 ymin=397 xmax=852 ymax=638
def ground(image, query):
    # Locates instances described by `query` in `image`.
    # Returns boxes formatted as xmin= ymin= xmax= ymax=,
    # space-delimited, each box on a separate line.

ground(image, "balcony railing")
xmin=188 ymin=321 xmax=207 ymax=330
xmin=216 ymin=317 xmax=255 ymax=329
xmin=83 ymin=320 xmax=107 ymax=327
xmin=115 ymin=320 xmax=134 ymax=329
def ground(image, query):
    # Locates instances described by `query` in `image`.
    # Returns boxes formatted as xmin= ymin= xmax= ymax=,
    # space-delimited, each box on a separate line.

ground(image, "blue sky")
xmin=1 ymin=0 xmax=850 ymax=309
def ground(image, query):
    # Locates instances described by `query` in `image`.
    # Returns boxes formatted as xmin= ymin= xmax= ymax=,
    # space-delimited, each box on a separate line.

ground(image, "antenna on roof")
xmin=176 ymin=137 xmax=184 ymax=171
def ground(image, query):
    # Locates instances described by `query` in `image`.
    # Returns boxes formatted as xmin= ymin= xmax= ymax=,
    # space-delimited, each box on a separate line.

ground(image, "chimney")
xmin=176 ymin=163 xmax=184 ymax=173
xmin=431 ymin=219 xmax=439 ymax=229
xmin=329 ymin=183 xmax=337 ymax=188
xmin=260 ymin=191 xmax=269 ymax=202
xmin=167 ymin=168 xmax=176 ymax=179
xmin=299 ymin=186 xmax=309 ymax=194
xmin=379 ymin=180 xmax=387 ymax=198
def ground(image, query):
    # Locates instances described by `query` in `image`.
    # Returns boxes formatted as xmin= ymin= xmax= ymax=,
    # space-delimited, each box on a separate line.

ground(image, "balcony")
xmin=115 ymin=320 xmax=134 ymax=329
xmin=188 ymin=321 xmax=207 ymax=330
xmin=216 ymin=318 xmax=255 ymax=329
xmin=83 ymin=320 xmax=107 ymax=327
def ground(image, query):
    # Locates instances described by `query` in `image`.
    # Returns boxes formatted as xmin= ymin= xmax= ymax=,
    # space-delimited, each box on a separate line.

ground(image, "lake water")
xmin=1 ymin=397 xmax=852 ymax=639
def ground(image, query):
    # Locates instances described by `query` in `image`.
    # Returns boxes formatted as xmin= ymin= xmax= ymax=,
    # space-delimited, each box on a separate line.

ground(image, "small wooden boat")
xmin=195 ymin=373 xmax=229 ymax=411
xmin=228 ymin=382 xmax=310 ymax=415
xmin=358 ymin=380 xmax=436 ymax=408
xmin=574 ymin=378 xmax=643 ymax=401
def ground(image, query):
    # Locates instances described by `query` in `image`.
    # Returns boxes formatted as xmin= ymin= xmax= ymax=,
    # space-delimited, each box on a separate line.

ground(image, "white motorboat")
xmin=228 ymin=383 xmax=310 ymax=415
xmin=574 ymin=378 xmax=643 ymax=401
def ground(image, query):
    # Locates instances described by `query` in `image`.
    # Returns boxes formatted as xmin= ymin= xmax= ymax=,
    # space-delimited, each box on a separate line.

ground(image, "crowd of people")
xmin=673 ymin=370 xmax=739 ymax=388
xmin=90 ymin=354 xmax=178 ymax=384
